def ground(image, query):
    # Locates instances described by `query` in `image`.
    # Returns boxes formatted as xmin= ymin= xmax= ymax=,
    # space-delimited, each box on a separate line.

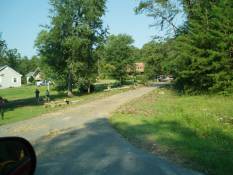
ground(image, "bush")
xmin=76 ymin=81 xmax=95 ymax=94
xmin=94 ymin=83 xmax=108 ymax=92
xmin=28 ymin=76 xmax=35 ymax=84
xmin=136 ymin=75 xmax=147 ymax=84
xmin=111 ymin=81 xmax=121 ymax=88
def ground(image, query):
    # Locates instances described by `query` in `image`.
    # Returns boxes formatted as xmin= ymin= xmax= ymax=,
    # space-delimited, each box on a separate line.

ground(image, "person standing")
xmin=45 ymin=89 xmax=50 ymax=102
xmin=35 ymin=89 xmax=40 ymax=104
xmin=0 ymin=97 xmax=5 ymax=120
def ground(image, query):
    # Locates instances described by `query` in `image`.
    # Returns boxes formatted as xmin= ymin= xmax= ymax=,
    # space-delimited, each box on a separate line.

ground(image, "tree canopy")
xmin=137 ymin=0 xmax=233 ymax=94
xmin=35 ymin=0 xmax=107 ymax=94
xmin=0 ymin=35 xmax=39 ymax=78
xmin=101 ymin=34 xmax=135 ymax=84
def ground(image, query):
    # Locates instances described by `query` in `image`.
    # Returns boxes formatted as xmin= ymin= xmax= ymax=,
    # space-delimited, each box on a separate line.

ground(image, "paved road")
xmin=0 ymin=87 xmax=203 ymax=175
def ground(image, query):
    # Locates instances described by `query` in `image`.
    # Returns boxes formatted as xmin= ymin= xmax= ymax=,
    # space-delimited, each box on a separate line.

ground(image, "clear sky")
xmin=0 ymin=0 xmax=178 ymax=58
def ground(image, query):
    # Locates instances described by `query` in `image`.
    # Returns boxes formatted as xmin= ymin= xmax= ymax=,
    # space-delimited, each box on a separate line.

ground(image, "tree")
xmin=137 ymin=0 xmax=233 ymax=94
xmin=35 ymin=0 xmax=107 ymax=95
xmin=135 ymin=0 xmax=184 ymax=39
xmin=141 ymin=41 xmax=165 ymax=79
xmin=0 ymin=35 xmax=39 ymax=79
xmin=17 ymin=56 xmax=40 ymax=77
xmin=0 ymin=36 xmax=7 ymax=65
xmin=132 ymin=47 xmax=142 ymax=62
xmin=169 ymin=0 xmax=233 ymax=93
xmin=103 ymin=34 xmax=135 ymax=85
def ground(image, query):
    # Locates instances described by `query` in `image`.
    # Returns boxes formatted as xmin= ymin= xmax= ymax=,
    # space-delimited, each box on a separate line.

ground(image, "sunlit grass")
xmin=0 ymin=85 xmax=132 ymax=126
xmin=110 ymin=88 xmax=233 ymax=175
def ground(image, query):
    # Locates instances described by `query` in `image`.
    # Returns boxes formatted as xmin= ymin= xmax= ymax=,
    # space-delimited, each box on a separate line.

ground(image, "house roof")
xmin=0 ymin=65 xmax=22 ymax=76
xmin=0 ymin=65 xmax=7 ymax=72
xmin=135 ymin=62 xmax=145 ymax=67
xmin=26 ymin=72 xmax=34 ymax=77
xmin=26 ymin=67 xmax=40 ymax=78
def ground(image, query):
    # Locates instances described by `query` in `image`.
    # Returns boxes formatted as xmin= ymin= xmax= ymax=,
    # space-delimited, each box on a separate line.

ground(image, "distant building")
xmin=0 ymin=65 xmax=22 ymax=89
xmin=135 ymin=62 xmax=145 ymax=73
xmin=26 ymin=68 xmax=43 ymax=84
xmin=127 ymin=62 xmax=145 ymax=74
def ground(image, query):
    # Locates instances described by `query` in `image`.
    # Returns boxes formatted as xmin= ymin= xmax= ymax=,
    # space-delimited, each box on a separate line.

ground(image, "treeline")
xmin=137 ymin=0 xmax=233 ymax=94
xmin=3 ymin=0 xmax=232 ymax=95
xmin=0 ymin=37 xmax=39 ymax=79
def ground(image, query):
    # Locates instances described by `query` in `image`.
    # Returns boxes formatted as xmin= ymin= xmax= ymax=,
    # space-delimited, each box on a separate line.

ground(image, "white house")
xmin=0 ymin=65 xmax=22 ymax=89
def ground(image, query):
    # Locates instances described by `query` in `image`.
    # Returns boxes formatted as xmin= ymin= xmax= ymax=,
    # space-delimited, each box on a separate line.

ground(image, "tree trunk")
xmin=97 ymin=58 xmax=100 ymax=77
xmin=67 ymin=71 xmax=73 ymax=97
xmin=120 ymin=77 xmax=122 ymax=86
xmin=87 ymin=80 xmax=91 ymax=94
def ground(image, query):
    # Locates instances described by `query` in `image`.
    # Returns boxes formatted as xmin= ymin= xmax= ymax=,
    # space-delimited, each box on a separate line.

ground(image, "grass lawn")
xmin=0 ymin=85 xmax=58 ymax=101
xmin=0 ymin=85 xmax=133 ymax=126
xmin=110 ymin=88 xmax=233 ymax=175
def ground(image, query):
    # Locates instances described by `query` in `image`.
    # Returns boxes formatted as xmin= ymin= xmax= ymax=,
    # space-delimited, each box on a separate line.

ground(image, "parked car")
xmin=35 ymin=80 xmax=49 ymax=86
xmin=158 ymin=75 xmax=174 ymax=82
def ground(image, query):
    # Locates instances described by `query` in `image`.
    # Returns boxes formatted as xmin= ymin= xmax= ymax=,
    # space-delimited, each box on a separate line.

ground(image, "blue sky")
xmin=0 ymin=0 xmax=179 ymax=58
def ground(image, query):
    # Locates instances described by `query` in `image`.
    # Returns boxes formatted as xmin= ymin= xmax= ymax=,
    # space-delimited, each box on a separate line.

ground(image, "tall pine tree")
xmin=137 ymin=0 xmax=233 ymax=94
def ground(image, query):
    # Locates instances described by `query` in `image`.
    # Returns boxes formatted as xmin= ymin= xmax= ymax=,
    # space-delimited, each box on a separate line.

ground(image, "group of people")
xmin=0 ymin=88 xmax=51 ymax=120
xmin=34 ymin=89 xmax=50 ymax=104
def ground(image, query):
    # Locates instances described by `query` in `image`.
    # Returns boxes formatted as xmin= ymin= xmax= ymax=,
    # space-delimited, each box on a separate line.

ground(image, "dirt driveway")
xmin=0 ymin=87 xmax=154 ymax=140
xmin=0 ymin=87 xmax=203 ymax=175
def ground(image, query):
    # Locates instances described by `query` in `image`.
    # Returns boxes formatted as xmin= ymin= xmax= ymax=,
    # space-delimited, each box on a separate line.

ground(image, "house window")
xmin=13 ymin=78 xmax=17 ymax=83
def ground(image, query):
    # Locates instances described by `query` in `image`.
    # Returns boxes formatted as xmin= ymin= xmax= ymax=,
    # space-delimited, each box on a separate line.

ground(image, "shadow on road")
xmin=34 ymin=118 xmax=143 ymax=175
xmin=34 ymin=118 xmax=203 ymax=175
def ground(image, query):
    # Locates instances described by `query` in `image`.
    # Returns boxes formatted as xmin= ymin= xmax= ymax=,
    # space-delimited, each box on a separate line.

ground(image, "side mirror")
xmin=0 ymin=137 xmax=36 ymax=175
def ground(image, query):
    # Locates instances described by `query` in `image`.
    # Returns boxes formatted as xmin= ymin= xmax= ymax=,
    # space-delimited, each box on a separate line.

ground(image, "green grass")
xmin=0 ymin=85 xmax=59 ymax=101
xmin=110 ymin=88 xmax=233 ymax=175
xmin=0 ymin=85 xmax=132 ymax=126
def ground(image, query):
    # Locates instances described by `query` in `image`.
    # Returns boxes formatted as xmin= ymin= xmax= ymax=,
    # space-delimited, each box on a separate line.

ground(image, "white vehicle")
xmin=35 ymin=80 xmax=49 ymax=86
